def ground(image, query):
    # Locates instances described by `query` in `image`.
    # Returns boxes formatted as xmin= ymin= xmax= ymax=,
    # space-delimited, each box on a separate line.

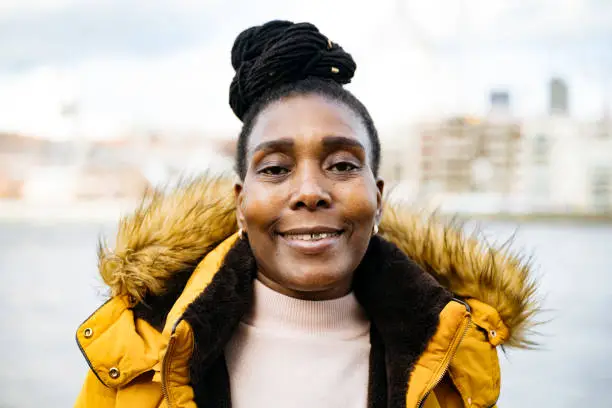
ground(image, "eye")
xmin=329 ymin=161 xmax=359 ymax=173
xmin=259 ymin=165 xmax=289 ymax=176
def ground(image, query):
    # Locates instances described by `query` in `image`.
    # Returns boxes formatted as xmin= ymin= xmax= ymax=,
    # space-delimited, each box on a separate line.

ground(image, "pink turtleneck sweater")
xmin=224 ymin=279 xmax=371 ymax=408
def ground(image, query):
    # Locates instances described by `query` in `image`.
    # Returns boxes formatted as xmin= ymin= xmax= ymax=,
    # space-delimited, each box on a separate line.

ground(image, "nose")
xmin=289 ymin=163 xmax=331 ymax=211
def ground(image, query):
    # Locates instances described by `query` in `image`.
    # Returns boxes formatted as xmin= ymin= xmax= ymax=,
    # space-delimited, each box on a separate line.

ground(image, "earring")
xmin=372 ymin=224 xmax=379 ymax=236
xmin=238 ymin=228 xmax=244 ymax=239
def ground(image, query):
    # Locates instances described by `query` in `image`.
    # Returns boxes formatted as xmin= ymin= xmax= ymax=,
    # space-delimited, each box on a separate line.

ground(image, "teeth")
xmin=283 ymin=232 xmax=340 ymax=241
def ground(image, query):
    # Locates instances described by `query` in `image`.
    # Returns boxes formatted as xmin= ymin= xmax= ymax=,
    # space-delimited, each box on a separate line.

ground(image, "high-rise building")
xmin=549 ymin=77 xmax=569 ymax=116
xmin=490 ymin=90 xmax=510 ymax=114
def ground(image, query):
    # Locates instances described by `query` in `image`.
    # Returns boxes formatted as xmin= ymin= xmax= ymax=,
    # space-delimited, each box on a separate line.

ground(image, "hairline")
xmin=245 ymin=92 xmax=372 ymax=161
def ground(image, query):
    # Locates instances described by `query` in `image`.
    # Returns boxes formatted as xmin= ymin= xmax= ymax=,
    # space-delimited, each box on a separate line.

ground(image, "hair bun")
xmin=229 ymin=20 xmax=356 ymax=121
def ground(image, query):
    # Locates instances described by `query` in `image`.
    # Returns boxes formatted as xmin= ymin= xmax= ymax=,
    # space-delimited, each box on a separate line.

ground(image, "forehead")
xmin=247 ymin=94 xmax=370 ymax=155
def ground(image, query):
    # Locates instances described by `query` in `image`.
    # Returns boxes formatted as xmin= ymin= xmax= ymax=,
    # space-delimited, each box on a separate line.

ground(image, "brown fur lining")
xmin=354 ymin=237 xmax=452 ymax=407
xmin=181 ymin=238 xmax=256 ymax=407
xmin=368 ymin=326 xmax=388 ymax=408
xmin=180 ymin=236 xmax=451 ymax=408
xmin=132 ymin=268 xmax=194 ymax=331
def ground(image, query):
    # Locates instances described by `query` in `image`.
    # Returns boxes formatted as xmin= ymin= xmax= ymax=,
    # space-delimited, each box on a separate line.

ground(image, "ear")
xmin=234 ymin=182 xmax=246 ymax=232
xmin=375 ymin=178 xmax=385 ymax=224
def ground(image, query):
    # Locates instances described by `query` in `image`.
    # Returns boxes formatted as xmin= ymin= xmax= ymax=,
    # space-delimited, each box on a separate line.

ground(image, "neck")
xmin=256 ymin=271 xmax=352 ymax=301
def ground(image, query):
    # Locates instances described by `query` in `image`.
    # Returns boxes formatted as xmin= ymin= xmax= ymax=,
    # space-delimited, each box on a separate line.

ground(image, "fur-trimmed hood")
xmin=98 ymin=173 xmax=540 ymax=348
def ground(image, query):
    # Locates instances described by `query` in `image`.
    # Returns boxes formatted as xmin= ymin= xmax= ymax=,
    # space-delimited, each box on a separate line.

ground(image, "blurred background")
xmin=0 ymin=0 xmax=611 ymax=407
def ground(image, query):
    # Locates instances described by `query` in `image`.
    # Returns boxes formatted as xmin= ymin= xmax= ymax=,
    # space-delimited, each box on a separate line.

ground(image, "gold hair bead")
xmin=331 ymin=67 xmax=339 ymax=74
xmin=327 ymin=39 xmax=333 ymax=49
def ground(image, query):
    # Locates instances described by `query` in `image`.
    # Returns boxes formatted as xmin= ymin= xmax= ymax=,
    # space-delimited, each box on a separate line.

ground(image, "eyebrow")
xmin=321 ymin=135 xmax=365 ymax=151
xmin=251 ymin=138 xmax=295 ymax=155
xmin=251 ymin=136 xmax=364 ymax=155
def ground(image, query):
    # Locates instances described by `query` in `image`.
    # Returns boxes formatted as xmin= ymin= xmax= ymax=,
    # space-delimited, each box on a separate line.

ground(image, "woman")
xmin=75 ymin=20 xmax=539 ymax=408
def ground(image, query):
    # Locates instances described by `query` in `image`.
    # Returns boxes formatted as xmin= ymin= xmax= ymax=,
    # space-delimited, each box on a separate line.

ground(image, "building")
xmin=519 ymin=116 xmax=612 ymax=214
xmin=416 ymin=116 xmax=522 ymax=209
xmin=490 ymin=90 xmax=511 ymax=116
xmin=75 ymin=164 xmax=151 ymax=200
xmin=377 ymin=125 xmax=422 ymax=203
xmin=0 ymin=167 xmax=22 ymax=199
xmin=516 ymin=77 xmax=611 ymax=215
xmin=549 ymin=78 xmax=569 ymax=116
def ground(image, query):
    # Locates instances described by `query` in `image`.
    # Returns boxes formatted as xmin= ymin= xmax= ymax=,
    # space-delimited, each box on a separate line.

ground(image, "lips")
xmin=277 ymin=226 xmax=344 ymax=254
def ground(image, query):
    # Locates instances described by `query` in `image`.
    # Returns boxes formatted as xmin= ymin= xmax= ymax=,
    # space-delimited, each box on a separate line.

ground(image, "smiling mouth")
xmin=276 ymin=227 xmax=345 ymax=254
xmin=279 ymin=231 xmax=343 ymax=241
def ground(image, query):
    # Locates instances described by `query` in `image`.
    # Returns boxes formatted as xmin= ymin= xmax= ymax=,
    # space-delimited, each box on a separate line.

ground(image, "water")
xmin=0 ymin=220 xmax=610 ymax=407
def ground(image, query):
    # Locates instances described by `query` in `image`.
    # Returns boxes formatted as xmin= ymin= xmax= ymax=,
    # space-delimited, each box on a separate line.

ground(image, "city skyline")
xmin=0 ymin=0 xmax=610 ymax=140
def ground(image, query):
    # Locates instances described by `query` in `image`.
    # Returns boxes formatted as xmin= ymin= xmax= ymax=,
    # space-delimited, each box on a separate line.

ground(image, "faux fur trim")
xmin=98 ymin=173 xmax=540 ymax=348
xmin=379 ymin=204 xmax=540 ymax=348
xmin=180 ymin=236 xmax=450 ymax=408
xmin=98 ymin=174 xmax=237 ymax=302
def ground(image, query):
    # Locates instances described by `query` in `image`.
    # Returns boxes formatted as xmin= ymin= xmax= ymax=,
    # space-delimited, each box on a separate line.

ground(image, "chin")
xmin=284 ymin=266 xmax=348 ymax=293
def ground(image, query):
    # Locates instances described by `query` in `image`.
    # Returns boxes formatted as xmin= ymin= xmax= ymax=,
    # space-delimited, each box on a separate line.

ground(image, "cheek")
xmin=242 ymin=185 xmax=284 ymax=228
xmin=336 ymin=180 xmax=379 ymax=222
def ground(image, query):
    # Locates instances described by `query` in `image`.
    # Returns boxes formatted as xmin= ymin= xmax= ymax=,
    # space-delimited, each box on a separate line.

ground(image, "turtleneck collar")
xmin=241 ymin=278 xmax=370 ymax=339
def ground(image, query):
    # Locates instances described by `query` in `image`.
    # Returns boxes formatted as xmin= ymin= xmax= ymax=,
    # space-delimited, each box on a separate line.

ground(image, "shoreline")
xmin=0 ymin=199 xmax=140 ymax=223
xmin=1 ymin=199 xmax=611 ymax=224
xmin=449 ymin=212 xmax=612 ymax=225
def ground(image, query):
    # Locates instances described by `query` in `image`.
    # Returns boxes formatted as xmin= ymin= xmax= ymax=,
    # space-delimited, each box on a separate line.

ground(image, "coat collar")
xmin=76 ymin=233 xmax=470 ymax=408
xmin=180 ymin=234 xmax=452 ymax=408
xmin=99 ymin=174 xmax=540 ymax=349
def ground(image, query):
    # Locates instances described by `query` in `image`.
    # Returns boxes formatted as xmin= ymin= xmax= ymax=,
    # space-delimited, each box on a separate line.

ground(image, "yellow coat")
xmin=75 ymin=175 xmax=540 ymax=408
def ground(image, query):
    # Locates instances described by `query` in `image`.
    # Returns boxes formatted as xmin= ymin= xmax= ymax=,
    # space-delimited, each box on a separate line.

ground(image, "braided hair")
xmin=229 ymin=20 xmax=381 ymax=180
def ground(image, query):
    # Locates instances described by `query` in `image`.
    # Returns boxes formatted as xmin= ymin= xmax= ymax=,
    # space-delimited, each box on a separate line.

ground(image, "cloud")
xmin=0 ymin=0 xmax=229 ymax=71
xmin=2 ymin=0 xmax=610 ymax=70
xmin=0 ymin=0 xmax=79 ymax=14
xmin=0 ymin=0 xmax=610 ymax=139
xmin=459 ymin=0 xmax=611 ymax=49
xmin=0 ymin=43 xmax=241 ymax=139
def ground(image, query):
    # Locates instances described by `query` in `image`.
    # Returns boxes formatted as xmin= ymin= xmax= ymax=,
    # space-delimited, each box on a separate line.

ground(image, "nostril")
xmin=316 ymin=199 xmax=329 ymax=208
xmin=290 ymin=189 xmax=332 ymax=210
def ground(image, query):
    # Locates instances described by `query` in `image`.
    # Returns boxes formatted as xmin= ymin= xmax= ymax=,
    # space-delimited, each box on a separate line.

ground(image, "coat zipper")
xmin=161 ymin=334 xmax=177 ymax=408
xmin=416 ymin=314 xmax=472 ymax=408
xmin=161 ymin=318 xmax=183 ymax=408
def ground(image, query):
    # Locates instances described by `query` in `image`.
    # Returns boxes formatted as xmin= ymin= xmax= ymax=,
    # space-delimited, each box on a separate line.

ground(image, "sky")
xmin=0 ymin=0 xmax=611 ymax=140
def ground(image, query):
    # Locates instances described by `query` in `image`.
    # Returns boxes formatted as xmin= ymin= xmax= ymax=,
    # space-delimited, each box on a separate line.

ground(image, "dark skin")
xmin=235 ymin=94 xmax=384 ymax=300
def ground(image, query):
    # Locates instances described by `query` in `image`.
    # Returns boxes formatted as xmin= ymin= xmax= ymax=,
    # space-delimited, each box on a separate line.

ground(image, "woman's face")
xmin=235 ymin=94 xmax=384 ymax=300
